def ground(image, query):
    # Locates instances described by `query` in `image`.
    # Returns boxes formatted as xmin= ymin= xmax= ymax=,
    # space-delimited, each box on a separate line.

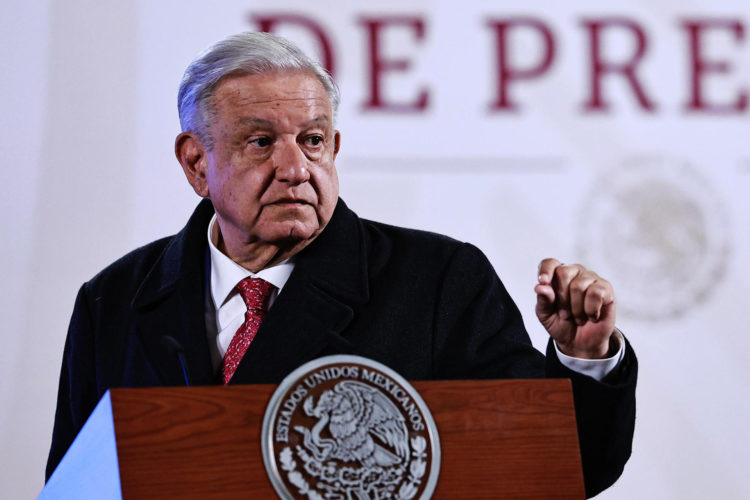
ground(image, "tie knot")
xmin=236 ymin=277 xmax=274 ymax=311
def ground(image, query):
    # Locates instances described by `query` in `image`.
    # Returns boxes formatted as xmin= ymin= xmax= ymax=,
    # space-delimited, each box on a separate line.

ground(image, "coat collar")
xmin=130 ymin=198 xmax=371 ymax=385
xmin=132 ymin=200 xmax=214 ymax=309
xmin=295 ymin=197 xmax=370 ymax=305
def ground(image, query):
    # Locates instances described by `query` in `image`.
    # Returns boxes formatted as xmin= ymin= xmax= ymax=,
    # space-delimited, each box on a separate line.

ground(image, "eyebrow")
xmin=234 ymin=116 xmax=331 ymax=129
xmin=300 ymin=116 xmax=330 ymax=128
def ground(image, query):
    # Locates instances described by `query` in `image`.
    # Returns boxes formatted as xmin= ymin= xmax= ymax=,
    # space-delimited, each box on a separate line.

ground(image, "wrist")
xmin=556 ymin=329 xmax=621 ymax=360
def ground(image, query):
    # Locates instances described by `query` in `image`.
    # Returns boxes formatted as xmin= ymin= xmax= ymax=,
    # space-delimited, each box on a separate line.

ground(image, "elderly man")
xmin=47 ymin=32 xmax=636 ymax=497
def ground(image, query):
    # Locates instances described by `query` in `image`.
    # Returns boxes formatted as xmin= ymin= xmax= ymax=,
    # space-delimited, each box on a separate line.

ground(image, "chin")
xmin=264 ymin=221 xmax=320 ymax=246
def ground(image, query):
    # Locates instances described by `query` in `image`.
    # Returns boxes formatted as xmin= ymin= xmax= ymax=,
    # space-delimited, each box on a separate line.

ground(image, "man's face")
xmin=195 ymin=71 xmax=340 ymax=258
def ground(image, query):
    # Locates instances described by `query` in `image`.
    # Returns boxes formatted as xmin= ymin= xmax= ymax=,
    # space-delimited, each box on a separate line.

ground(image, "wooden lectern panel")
xmin=41 ymin=379 xmax=583 ymax=498
xmin=111 ymin=385 xmax=276 ymax=499
xmin=420 ymin=380 xmax=584 ymax=499
xmin=107 ymin=379 xmax=583 ymax=499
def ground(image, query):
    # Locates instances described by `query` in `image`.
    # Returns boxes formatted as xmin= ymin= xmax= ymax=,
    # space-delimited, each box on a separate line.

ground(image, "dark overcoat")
xmin=47 ymin=198 xmax=636 ymax=497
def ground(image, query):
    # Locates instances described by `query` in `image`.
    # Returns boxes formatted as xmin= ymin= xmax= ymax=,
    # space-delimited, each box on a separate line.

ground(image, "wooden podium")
xmin=40 ymin=380 xmax=585 ymax=499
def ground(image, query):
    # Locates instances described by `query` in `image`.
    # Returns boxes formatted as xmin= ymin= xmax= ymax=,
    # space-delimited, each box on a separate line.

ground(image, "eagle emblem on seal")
xmin=294 ymin=380 xmax=409 ymax=468
xmin=262 ymin=355 xmax=439 ymax=500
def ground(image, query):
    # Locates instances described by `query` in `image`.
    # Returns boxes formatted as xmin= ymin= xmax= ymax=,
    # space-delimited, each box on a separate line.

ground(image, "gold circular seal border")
xmin=261 ymin=354 xmax=441 ymax=499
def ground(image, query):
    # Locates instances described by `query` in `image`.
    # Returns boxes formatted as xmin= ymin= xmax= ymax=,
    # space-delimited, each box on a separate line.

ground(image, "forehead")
xmin=211 ymin=71 xmax=332 ymax=121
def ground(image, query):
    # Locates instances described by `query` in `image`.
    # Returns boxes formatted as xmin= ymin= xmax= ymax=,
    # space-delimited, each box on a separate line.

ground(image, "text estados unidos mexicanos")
xmin=275 ymin=365 xmax=426 ymax=443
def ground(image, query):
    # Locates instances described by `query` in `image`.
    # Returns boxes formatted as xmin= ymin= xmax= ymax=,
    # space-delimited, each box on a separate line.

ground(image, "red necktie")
xmin=221 ymin=277 xmax=274 ymax=384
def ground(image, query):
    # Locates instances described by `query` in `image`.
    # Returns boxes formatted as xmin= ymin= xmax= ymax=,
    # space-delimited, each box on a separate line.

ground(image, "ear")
xmin=175 ymin=132 xmax=209 ymax=198
xmin=333 ymin=130 xmax=341 ymax=158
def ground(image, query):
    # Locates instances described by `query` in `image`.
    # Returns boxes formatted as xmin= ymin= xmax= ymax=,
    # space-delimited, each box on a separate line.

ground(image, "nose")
xmin=273 ymin=138 xmax=310 ymax=185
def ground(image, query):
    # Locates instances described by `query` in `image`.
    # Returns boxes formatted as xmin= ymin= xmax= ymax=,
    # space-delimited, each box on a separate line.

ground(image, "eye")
xmin=249 ymin=137 xmax=272 ymax=147
xmin=305 ymin=135 xmax=324 ymax=147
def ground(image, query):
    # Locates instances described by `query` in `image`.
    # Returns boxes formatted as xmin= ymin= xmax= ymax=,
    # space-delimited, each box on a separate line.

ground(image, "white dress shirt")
xmin=206 ymin=215 xmax=294 ymax=370
xmin=205 ymin=214 xmax=624 ymax=380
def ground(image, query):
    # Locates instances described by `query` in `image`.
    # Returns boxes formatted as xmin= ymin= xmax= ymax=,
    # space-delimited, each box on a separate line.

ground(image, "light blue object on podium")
xmin=39 ymin=391 xmax=122 ymax=499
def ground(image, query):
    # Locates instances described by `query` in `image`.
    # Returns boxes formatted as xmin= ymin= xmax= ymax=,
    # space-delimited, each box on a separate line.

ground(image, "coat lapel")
xmin=229 ymin=199 xmax=370 ymax=384
xmin=131 ymin=200 xmax=216 ymax=386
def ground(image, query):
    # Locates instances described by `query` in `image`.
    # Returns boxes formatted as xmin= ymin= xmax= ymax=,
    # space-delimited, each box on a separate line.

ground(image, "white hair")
xmin=177 ymin=31 xmax=340 ymax=148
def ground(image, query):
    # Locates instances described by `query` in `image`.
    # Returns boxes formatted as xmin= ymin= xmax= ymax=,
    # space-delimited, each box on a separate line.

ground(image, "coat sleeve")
xmin=546 ymin=336 xmax=637 ymax=497
xmin=432 ymin=242 xmax=636 ymax=497
xmin=45 ymin=283 xmax=100 ymax=481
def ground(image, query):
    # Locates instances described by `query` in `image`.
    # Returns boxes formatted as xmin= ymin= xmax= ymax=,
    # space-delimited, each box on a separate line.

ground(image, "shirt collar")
xmin=207 ymin=214 xmax=295 ymax=308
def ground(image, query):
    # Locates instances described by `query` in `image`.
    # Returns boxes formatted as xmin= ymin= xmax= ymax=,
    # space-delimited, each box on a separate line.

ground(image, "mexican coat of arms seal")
xmin=261 ymin=355 xmax=441 ymax=499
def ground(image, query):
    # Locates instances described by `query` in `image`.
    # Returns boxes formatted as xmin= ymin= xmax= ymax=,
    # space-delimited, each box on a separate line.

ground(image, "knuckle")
xmin=539 ymin=257 xmax=557 ymax=271
xmin=555 ymin=265 xmax=577 ymax=282
xmin=570 ymin=279 xmax=587 ymax=294
xmin=587 ymin=285 xmax=607 ymax=301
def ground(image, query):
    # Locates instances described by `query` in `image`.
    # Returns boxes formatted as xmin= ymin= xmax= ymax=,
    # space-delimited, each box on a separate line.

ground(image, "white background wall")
xmin=2 ymin=1 xmax=749 ymax=498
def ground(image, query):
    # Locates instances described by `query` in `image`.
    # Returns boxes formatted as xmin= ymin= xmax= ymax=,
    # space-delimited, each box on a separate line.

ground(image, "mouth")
xmin=269 ymin=198 xmax=313 ymax=208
